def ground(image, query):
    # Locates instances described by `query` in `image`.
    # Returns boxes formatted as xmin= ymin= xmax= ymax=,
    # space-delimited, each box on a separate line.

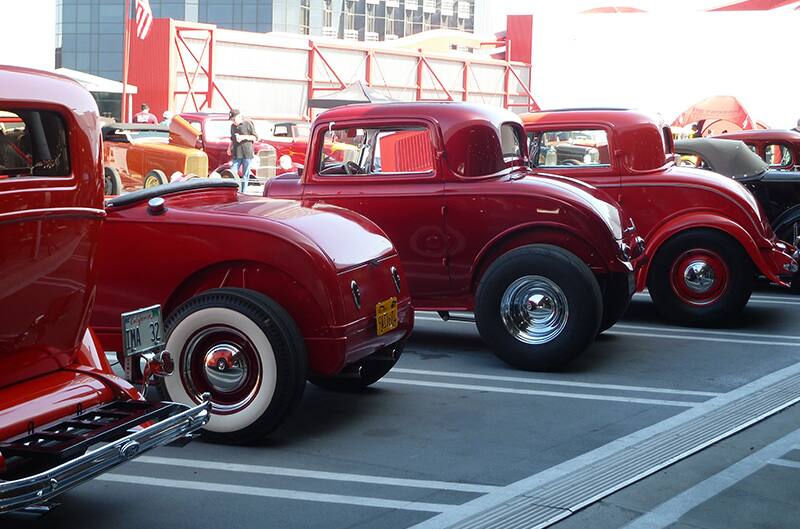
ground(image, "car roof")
xmin=521 ymin=108 xmax=661 ymax=128
xmin=316 ymin=101 xmax=522 ymax=128
xmin=714 ymin=129 xmax=800 ymax=142
xmin=0 ymin=65 xmax=98 ymax=118
xmin=674 ymin=138 xmax=767 ymax=178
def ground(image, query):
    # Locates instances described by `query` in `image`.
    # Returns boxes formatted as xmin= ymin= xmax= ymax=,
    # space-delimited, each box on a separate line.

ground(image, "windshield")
xmin=205 ymin=119 xmax=234 ymax=141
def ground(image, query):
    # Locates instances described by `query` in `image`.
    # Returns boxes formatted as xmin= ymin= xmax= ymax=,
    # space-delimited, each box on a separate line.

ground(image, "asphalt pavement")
xmin=4 ymin=289 xmax=800 ymax=529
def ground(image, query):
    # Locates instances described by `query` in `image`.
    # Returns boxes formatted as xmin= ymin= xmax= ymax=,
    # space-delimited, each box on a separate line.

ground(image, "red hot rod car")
xmin=266 ymin=102 xmax=644 ymax=371
xmin=713 ymin=129 xmax=800 ymax=173
xmin=0 ymin=66 xmax=209 ymax=513
xmin=91 ymin=179 xmax=413 ymax=443
xmin=522 ymin=109 xmax=798 ymax=323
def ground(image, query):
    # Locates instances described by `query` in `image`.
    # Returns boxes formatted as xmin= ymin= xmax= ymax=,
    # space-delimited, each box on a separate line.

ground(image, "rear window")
xmin=0 ymin=109 xmax=70 ymax=178
xmin=447 ymin=122 xmax=525 ymax=177
xmin=766 ymin=143 xmax=792 ymax=167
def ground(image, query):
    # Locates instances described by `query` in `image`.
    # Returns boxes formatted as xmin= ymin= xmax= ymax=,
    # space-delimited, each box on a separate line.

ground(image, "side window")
xmin=0 ymin=109 xmax=70 ymax=178
xmin=318 ymin=126 xmax=434 ymax=176
xmin=765 ymin=143 xmax=791 ymax=167
xmin=531 ymin=129 xmax=610 ymax=168
xmin=500 ymin=124 xmax=522 ymax=162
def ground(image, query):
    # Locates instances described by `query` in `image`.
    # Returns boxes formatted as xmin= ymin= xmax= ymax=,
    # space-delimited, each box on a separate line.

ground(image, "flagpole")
xmin=121 ymin=0 xmax=131 ymax=122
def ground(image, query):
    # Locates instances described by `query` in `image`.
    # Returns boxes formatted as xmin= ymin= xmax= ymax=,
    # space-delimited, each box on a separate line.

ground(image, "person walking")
xmin=228 ymin=109 xmax=258 ymax=192
xmin=133 ymin=103 xmax=158 ymax=124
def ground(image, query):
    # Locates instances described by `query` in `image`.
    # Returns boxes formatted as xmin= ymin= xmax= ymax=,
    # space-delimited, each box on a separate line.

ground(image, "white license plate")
xmin=121 ymin=305 xmax=165 ymax=357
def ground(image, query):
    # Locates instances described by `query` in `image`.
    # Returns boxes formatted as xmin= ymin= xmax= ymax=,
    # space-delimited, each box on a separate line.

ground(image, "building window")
xmin=300 ymin=0 xmax=310 ymax=35
xmin=423 ymin=12 xmax=431 ymax=31
xmin=323 ymin=0 xmax=333 ymax=28
xmin=366 ymin=3 xmax=375 ymax=33
xmin=345 ymin=0 xmax=355 ymax=31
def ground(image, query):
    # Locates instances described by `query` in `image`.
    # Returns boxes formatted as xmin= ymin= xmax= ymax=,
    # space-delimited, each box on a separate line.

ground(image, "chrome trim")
xmin=390 ymin=266 xmax=401 ymax=294
xmin=0 ymin=398 xmax=210 ymax=513
xmin=350 ymin=280 xmax=361 ymax=310
xmin=500 ymin=275 xmax=569 ymax=345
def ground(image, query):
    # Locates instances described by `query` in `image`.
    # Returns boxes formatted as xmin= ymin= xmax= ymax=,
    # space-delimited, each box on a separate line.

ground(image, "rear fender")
xmin=639 ymin=213 xmax=772 ymax=289
xmin=162 ymin=260 xmax=337 ymax=373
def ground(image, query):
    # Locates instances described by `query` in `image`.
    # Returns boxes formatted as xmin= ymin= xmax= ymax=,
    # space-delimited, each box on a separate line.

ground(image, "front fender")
xmin=638 ymin=212 xmax=789 ymax=289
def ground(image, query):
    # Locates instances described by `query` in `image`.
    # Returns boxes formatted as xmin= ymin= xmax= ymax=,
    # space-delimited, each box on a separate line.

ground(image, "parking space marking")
xmin=96 ymin=474 xmax=454 ymax=513
xmin=620 ymin=427 xmax=800 ymax=529
xmin=133 ymin=456 xmax=500 ymax=493
xmin=770 ymin=458 xmax=800 ymax=471
xmin=379 ymin=379 xmax=699 ymax=407
xmin=633 ymin=292 xmax=800 ymax=306
xmin=606 ymin=329 xmax=800 ymax=347
xmin=415 ymin=315 xmax=800 ymax=347
xmin=409 ymin=360 xmax=800 ymax=529
xmin=391 ymin=368 xmax=720 ymax=397
xmin=614 ymin=323 xmax=800 ymax=342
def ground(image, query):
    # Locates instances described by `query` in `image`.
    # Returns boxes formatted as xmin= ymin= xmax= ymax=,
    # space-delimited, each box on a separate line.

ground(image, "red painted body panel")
xmin=0 ymin=66 xmax=141 ymax=445
xmin=91 ymin=186 xmax=412 ymax=376
xmin=714 ymin=129 xmax=800 ymax=172
xmin=521 ymin=109 xmax=797 ymax=288
xmin=267 ymin=102 xmax=639 ymax=311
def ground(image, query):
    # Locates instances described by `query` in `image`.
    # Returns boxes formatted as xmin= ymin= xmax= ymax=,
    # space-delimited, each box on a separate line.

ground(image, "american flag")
xmin=135 ymin=0 xmax=153 ymax=40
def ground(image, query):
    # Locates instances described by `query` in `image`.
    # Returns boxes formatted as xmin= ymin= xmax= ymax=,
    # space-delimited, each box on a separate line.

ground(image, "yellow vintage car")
xmin=103 ymin=115 xmax=208 ymax=195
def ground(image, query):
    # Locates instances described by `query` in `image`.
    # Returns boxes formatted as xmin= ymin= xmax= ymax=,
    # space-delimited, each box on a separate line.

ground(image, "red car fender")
xmin=70 ymin=328 xmax=141 ymax=401
xmin=637 ymin=212 xmax=780 ymax=290
xmin=471 ymin=221 xmax=622 ymax=292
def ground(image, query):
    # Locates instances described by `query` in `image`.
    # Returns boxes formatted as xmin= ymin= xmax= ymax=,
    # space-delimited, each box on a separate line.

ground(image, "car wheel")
xmin=475 ymin=245 xmax=602 ymax=371
xmin=159 ymin=288 xmax=307 ymax=444
xmin=308 ymin=342 xmax=404 ymax=392
xmin=104 ymin=167 xmax=122 ymax=195
xmin=216 ymin=358 xmax=228 ymax=372
xmin=144 ymin=169 xmax=167 ymax=189
xmin=648 ymin=230 xmax=752 ymax=324
xmin=598 ymin=273 xmax=634 ymax=334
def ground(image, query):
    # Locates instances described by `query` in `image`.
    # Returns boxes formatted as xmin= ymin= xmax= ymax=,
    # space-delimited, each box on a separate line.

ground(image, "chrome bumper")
xmin=0 ymin=399 xmax=209 ymax=513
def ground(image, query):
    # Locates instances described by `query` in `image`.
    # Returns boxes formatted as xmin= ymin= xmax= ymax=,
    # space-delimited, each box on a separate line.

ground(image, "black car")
xmin=675 ymin=138 xmax=800 ymax=245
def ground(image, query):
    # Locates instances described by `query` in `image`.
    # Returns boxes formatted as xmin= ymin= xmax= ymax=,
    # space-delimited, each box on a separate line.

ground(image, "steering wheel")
xmin=344 ymin=161 xmax=362 ymax=175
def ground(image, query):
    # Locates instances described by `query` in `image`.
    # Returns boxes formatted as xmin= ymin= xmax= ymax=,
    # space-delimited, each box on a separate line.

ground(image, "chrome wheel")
xmin=683 ymin=261 xmax=715 ymax=293
xmin=500 ymin=275 xmax=569 ymax=345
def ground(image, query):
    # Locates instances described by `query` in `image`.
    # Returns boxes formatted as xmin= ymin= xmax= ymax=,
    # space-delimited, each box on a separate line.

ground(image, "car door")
xmin=0 ymin=105 xmax=104 ymax=386
xmin=300 ymin=120 xmax=450 ymax=300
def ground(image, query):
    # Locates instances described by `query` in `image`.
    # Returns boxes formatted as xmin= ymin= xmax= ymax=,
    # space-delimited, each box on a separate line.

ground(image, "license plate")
xmin=121 ymin=305 xmax=165 ymax=357
xmin=375 ymin=297 xmax=399 ymax=336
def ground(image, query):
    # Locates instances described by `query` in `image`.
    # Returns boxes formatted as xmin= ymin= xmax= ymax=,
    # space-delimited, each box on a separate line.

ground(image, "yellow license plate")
xmin=375 ymin=297 xmax=399 ymax=336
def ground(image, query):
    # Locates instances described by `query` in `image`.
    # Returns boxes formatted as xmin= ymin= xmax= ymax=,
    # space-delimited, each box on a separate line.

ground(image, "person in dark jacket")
xmin=228 ymin=109 xmax=258 ymax=192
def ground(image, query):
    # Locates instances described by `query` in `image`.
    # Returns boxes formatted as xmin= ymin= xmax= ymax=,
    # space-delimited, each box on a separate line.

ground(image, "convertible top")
xmin=674 ymin=138 xmax=767 ymax=179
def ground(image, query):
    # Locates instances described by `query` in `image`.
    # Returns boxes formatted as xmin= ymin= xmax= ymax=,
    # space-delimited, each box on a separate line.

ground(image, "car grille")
xmin=186 ymin=154 xmax=208 ymax=177
xmin=256 ymin=146 xmax=277 ymax=181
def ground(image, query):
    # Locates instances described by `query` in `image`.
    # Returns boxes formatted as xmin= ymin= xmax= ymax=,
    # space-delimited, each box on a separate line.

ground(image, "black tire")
xmin=143 ymin=169 xmax=167 ymax=189
xmin=474 ymin=245 xmax=602 ymax=371
xmin=158 ymin=288 xmax=307 ymax=444
xmin=308 ymin=341 xmax=404 ymax=392
xmin=104 ymin=167 xmax=122 ymax=196
xmin=598 ymin=273 xmax=635 ymax=333
xmin=647 ymin=229 xmax=753 ymax=324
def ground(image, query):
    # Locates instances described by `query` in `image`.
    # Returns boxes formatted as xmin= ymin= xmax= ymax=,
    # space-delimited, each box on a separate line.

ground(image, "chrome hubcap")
xmin=500 ymin=275 xmax=569 ymax=345
xmin=683 ymin=261 xmax=715 ymax=293
xmin=202 ymin=343 xmax=248 ymax=394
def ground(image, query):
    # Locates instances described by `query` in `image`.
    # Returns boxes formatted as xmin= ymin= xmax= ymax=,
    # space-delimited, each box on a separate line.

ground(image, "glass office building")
xmin=56 ymin=0 xmax=477 ymax=81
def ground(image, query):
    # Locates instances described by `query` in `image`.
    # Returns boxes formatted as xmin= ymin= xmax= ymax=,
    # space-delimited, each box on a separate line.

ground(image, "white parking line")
xmin=379 ymin=378 xmax=699 ymax=407
xmin=391 ymin=368 xmax=719 ymax=397
xmin=606 ymin=329 xmax=800 ymax=348
xmin=614 ymin=323 xmax=800 ymax=342
xmin=133 ymin=456 xmax=499 ymax=493
xmin=415 ymin=315 xmax=800 ymax=347
xmin=621 ymin=428 xmax=800 ymax=529
xmin=770 ymin=458 xmax=800 ymax=471
xmin=96 ymin=474 xmax=453 ymax=513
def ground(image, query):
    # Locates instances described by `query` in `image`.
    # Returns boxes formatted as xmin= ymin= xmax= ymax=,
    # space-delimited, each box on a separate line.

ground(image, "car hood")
xmin=522 ymin=171 xmax=628 ymax=239
xmin=210 ymin=196 xmax=396 ymax=271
